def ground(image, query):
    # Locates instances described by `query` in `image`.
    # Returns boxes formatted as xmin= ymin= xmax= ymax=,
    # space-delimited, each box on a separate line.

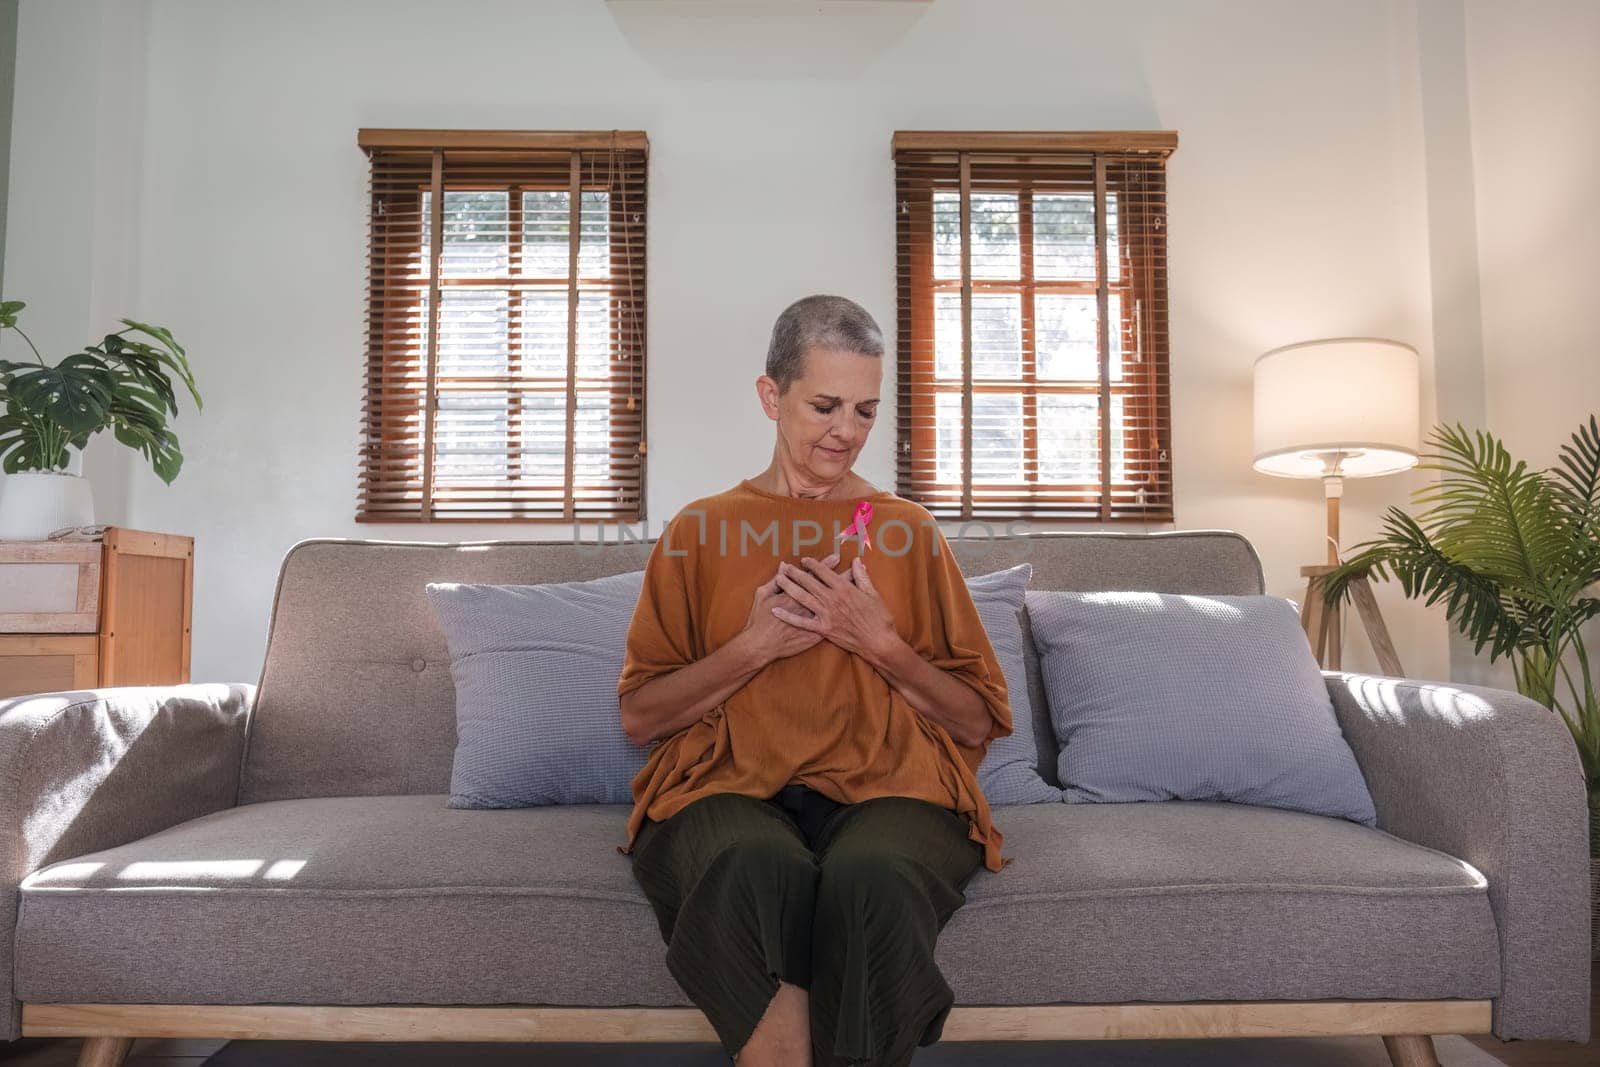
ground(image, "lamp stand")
xmin=1297 ymin=469 xmax=1405 ymax=676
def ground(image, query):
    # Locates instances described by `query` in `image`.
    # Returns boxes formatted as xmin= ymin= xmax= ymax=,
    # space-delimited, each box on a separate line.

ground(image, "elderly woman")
xmin=614 ymin=294 xmax=1013 ymax=1067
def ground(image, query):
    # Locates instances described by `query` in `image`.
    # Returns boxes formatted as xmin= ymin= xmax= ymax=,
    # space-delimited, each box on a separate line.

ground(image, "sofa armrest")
xmin=0 ymin=683 xmax=252 ymax=1038
xmin=0 ymin=683 xmax=254 ymax=880
xmin=1324 ymin=671 xmax=1590 ymax=1042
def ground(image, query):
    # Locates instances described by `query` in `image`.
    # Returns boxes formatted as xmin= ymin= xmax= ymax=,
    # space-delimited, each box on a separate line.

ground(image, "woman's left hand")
xmin=772 ymin=554 xmax=900 ymax=661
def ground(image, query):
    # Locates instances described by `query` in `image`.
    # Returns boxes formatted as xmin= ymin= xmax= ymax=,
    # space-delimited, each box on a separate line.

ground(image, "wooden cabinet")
xmin=0 ymin=528 xmax=193 ymax=701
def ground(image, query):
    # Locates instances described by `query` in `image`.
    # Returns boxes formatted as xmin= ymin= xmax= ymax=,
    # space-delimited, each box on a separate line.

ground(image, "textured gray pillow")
xmin=1027 ymin=590 xmax=1376 ymax=824
xmin=426 ymin=570 xmax=648 ymax=808
xmin=968 ymin=564 xmax=1064 ymax=805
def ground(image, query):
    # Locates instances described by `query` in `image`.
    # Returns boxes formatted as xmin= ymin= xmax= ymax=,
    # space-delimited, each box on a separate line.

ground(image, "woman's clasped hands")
xmin=745 ymin=551 xmax=899 ymax=664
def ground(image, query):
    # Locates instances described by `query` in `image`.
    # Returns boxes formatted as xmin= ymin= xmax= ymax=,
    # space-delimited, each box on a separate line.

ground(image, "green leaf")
xmin=0 ymin=300 xmax=25 ymax=328
xmin=1552 ymin=413 xmax=1600 ymax=547
xmin=1329 ymin=507 xmax=1526 ymax=660
xmin=119 ymin=318 xmax=185 ymax=359
xmin=1407 ymin=422 xmax=1573 ymax=599
xmin=111 ymin=411 xmax=184 ymax=484
xmin=0 ymin=411 xmax=28 ymax=469
xmin=6 ymin=354 xmax=117 ymax=433
xmin=106 ymin=345 xmax=179 ymax=414
xmin=115 ymin=320 xmax=201 ymax=412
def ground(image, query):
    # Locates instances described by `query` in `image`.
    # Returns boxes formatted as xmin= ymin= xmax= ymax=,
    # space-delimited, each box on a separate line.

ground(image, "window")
xmin=893 ymin=131 xmax=1174 ymax=521
xmin=357 ymin=129 xmax=648 ymax=522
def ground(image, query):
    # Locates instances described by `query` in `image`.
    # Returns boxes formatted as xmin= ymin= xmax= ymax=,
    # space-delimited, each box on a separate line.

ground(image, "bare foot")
xmin=732 ymin=979 xmax=811 ymax=1066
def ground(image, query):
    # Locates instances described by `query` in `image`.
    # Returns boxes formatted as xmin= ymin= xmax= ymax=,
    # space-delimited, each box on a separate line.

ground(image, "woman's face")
xmin=759 ymin=347 xmax=882 ymax=485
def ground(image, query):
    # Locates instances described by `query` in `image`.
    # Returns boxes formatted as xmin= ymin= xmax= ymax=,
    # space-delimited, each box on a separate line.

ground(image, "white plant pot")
xmin=0 ymin=469 xmax=97 ymax=540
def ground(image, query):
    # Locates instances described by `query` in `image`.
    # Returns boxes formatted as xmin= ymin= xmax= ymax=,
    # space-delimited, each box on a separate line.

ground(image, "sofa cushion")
xmin=967 ymin=564 xmax=1062 ymax=805
xmin=426 ymin=570 xmax=648 ymax=807
xmin=1027 ymin=591 xmax=1378 ymax=824
xmin=17 ymin=796 xmax=1497 ymax=1007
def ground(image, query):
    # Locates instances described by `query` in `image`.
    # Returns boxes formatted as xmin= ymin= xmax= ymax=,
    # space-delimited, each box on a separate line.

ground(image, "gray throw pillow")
xmin=426 ymin=570 xmax=648 ymax=808
xmin=1027 ymin=590 xmax=1376 ymax=824
xmin=967 ymin=564 xmax=1064 ymax=805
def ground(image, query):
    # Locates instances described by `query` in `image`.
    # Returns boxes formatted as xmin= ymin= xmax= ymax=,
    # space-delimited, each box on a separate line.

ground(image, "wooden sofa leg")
xmin=77 ymin=1037 xmax=133 ymax=1067
xmin=1382 ymin=1034 xmax=1441 ymax=1067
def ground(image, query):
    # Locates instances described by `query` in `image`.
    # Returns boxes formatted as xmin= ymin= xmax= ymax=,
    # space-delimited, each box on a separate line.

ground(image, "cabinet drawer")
xmin=0 ymin=544 xmax=101 ymax=633
xmin=0 ymin=635 xmax=98 ymax=700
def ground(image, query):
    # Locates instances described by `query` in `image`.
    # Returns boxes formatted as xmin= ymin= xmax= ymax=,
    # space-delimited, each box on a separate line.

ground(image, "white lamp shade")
xmin=1252 ymin=337 xmax=1421 ymax=478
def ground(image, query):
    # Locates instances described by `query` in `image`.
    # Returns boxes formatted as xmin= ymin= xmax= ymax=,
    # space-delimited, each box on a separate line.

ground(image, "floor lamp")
xmin=1252 ymin=338 xmax=1420 ymax=675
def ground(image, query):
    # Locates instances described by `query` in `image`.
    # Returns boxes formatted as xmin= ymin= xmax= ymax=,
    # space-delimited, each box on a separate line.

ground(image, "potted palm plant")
xmin=0 ymin=300 xmax=200 ymax=539
xmin=1322 ymin=416 xmax=1599 ymax=955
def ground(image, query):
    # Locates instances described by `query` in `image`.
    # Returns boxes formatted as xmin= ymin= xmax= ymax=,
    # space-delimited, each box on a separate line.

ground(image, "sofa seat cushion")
xmin=941 ymin=801 xmax=1500 ymax=1004
xmin=16 ymin=796 xmax=1499 ymax=1007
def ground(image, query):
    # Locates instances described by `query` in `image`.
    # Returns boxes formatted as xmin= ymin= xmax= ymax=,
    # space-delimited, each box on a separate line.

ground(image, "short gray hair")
xmin=765 ymin=294 xmax=884 ymax=394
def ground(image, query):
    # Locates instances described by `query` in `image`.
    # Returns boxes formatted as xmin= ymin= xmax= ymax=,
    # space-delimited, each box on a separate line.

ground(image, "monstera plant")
xmin=1322 ymin=417 xmax=1600 ymax=852
xmin=0 ymin=300 xmax=200 ymax=481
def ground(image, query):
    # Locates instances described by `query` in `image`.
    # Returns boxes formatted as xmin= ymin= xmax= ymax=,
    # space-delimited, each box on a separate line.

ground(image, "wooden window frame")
xmin=893 ymin=131 xmax=1175 ymax=522
xmin=357 ymin=129 xmax=649 ymax=523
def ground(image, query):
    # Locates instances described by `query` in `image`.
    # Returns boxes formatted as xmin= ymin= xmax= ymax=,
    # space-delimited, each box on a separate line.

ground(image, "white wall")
xmin=1467 ymin=0 xmax=1599 ymax=466
xmin=7 ymin=0 xmax=1584 ymax=689
xmin=2 ymin=0 xmax=144 ymax=522
xmin=1463 ymin=0 xmax=1600 ymax=692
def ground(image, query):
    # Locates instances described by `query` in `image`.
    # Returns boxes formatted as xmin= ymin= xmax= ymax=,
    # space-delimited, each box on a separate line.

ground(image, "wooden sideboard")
xmin=0 ymin=528 xmax=193 ymax=701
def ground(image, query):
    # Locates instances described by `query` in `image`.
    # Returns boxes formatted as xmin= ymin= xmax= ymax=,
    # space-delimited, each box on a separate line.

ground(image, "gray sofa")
xmin=1 ymin=531 xmax=1589 ymax=1066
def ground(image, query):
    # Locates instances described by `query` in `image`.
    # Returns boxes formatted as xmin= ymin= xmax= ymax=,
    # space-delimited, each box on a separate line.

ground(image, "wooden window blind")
xmin=357 ymin=129 xmax=648 ymax=523
xmin=893 ymin=131 xmax=1175 ymax=522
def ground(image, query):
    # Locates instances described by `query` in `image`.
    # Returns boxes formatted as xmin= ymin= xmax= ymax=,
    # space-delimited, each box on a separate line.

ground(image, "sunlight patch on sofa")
xmin=18 ymin=862 xmax=104 ymax=888
xmin=1341 ymin=675 xmax=1496 ymax=728
xmin=118 ymin=859 xmax=265 ymax=880
xmin=1456 ymin=858 xmax=1489 ymax=888
xmin=263 ymin=859 xmax=306 ymax=880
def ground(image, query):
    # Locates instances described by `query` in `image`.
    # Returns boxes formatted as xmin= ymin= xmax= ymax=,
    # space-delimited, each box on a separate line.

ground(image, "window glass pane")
xmin=574 ymin=393 xmax=613 ymax=480
xmin=1112 ymin=393 xmax=1126 ymax=482
xmin=1039 ymin=394 xmax=1096 ymax=482
xmin=935 ymin=392 xmax=1023 ymax=483
xmin=520 ymin=291 xmax=610 ymax=379
xmin=933 ymin=191 xmax=960 ymax=281
xmin=522 ymin=190 xmax=610 ymax=278
xmin=522 ymin=191 xmax=571 ymax=277
xmin=421 ymin=191 xmax=510 ymax=278
xmin=426 ymin=290 xmax=509 ymax=379
xmin=509 ymin=396 xmax=567 ymax=483
xmin=577 ymin=191 xmax=610 ymax=277
xmin=574 ymin=293 xmax=610 ymax=378
xmin=935 ymin=291 xmax=1021 ymax=379
xmin=935 ymin=394 xmax=960 ymax=483
xmin=509 ymin=394 xmax=612 ymax=481
xmin=406 ymin=207 xmax=430 ymax=281
xmin=933 ymin=191 xmax=1020 ymax=280
xmin=1034 ymin=191 xmax=1119 ymax=283
xmin=1040 ymin=394 xmax=1125 ymax=482
xmin=970 ymin=193 xmax=1019 ymax=279
xmin=434 ymin=393 xmax=511 ymax=482
xmin=520 ymin=292 xmax=567 ymax=377
xmin=1036 ymin=293 xmax=1122 ymax=381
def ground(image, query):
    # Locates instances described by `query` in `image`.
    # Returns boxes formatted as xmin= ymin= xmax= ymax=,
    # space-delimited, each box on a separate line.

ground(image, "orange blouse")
xmin=614 ymin=479 xmax=1014 ymax=872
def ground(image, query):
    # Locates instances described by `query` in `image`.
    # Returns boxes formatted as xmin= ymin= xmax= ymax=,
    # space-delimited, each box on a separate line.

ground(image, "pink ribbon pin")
xmin=838 ymin=499 xmax=873 ymax=553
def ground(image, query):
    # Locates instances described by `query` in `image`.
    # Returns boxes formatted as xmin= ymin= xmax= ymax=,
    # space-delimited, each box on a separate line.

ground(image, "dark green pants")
xmin=629 ymin=785 xmax=984 ymax=1066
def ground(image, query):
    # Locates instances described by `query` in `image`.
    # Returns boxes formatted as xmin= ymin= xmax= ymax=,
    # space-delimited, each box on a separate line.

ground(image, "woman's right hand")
xmin=742 ymin=553 xmax=839 ymax=664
